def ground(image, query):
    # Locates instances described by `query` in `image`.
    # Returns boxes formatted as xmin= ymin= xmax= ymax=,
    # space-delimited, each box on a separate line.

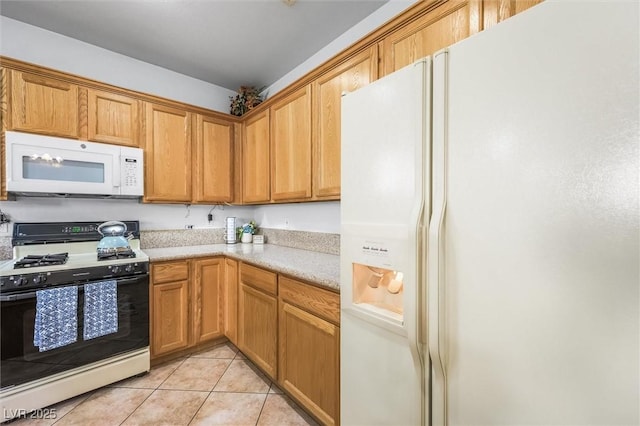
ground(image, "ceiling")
xmin=0 ymin=0 xmax=388 ymax=91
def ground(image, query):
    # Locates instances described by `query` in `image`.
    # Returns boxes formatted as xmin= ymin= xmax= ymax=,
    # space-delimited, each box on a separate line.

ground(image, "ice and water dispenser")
xmin=346 ymin=236 xmax=407 ymax=327
xmin=352 ymin=263 xmax=404 ymax=322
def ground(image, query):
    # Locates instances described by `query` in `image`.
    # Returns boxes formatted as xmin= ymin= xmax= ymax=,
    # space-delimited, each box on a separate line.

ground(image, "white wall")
xmin=0 ymin=3 xmax=414 ymax=237
xmin=0 ymin=16 xmax=235 ymax=112
xmin=0 ymin=198 xmax=340 ymax=236
xmin=253 ymin=201 xmax=340 ymax=234
xmin=0 ymin=198 xmax=251 ymax=235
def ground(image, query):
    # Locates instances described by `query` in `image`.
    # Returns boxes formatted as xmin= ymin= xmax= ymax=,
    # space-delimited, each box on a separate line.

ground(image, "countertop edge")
xmin=144 ymin=244 xmax=340 ymax=292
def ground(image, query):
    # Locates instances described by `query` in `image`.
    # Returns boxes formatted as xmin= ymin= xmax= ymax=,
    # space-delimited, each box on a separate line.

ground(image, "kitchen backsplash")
xmin=140 ymin=228 xmax=339 ymax=255
xmin=0 ymin=236 xmax=11 ymax=260
xmin=141 ymin=228 xmax=224 ymax=249
xmin=0 ymin=228 xmax=339 ymax=260
xmin=259 ymin=228 xmax=339 ymax=255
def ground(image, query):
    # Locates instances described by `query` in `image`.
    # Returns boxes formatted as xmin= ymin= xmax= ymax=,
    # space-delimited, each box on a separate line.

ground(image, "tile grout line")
xmin=115 ymin=359 xmax=188 ymax=426
xmin=119 ymin=356 xmax=187 ymax=425
xmin=186 ymin=345 xmax=239 ymax=425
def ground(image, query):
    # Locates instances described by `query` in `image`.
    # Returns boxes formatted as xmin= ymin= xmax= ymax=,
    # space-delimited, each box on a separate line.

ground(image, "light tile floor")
xmin=10 ymin=342 xmax=318 ymax=426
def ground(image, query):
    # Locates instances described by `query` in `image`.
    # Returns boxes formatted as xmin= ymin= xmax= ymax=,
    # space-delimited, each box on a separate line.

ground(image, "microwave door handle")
xmin=112 ymin=153 xmax=121 ymax=188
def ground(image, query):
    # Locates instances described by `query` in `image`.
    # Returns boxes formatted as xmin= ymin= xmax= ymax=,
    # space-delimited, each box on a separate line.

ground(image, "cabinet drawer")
xmin=240 ymin=263 xmax=277 ymax=295
xmin=279 ymin=276 xmax=340 ymax=325
xmin=151 ymin=260 xmax=189 ymax=284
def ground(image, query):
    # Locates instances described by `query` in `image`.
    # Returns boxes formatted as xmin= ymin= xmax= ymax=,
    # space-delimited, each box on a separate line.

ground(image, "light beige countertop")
xmin=143 ymin=243 xmax=340 ymax=292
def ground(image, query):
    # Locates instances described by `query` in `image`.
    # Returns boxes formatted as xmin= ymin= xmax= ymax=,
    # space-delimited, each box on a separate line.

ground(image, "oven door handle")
xmin=1 ymin=292 xmax=37 ymax=302
xmin=110 ymin=276 xmax=146 ymax=285
xmin=0 ymin=275 xmax=147 ymax=302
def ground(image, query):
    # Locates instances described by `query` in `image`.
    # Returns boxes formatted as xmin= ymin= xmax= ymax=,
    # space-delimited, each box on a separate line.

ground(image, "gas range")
xmin=0 ymin=221 xmax=149 ymax=294
xmin=0 ymin=221 xmax=150 ymax=419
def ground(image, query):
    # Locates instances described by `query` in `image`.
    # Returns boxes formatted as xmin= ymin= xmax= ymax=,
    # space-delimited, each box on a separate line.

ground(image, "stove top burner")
xmin=14 ymin=253 xmax=69 ymax=269
xmin=97 ymin=249 xmax=136 ymax=261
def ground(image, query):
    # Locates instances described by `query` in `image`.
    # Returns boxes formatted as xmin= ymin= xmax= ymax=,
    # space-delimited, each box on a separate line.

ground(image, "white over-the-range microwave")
xmin=5 ymin=131 xmax=144 ymax=198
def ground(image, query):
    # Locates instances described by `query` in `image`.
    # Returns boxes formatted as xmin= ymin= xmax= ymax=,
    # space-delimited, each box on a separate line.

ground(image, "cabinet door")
xmin=192 ymin=257 xmax=224 ymax=344
xmin=313 ymin=47 xmax=378 ymax=199
xmin=238 ymin=283 xmax=278 ymax=379
xmin=270 ymin=85 xmax=312 ymax=201
xmin=152 ymin=280 xmax=190 ymax=357
xmin=86 ymin=89 xmax=140 ymax=147
xmin=224 ymin=258 xmax=239 ymax=346
xmin=279 ymin=301 xmax=340 ymax=426
xmin=9 ymin=70 xmax=79 ymax=138
xmin=242 ymin=110 xmax=270 ymax=203
xmin=144 ymin=103 xmax=192 ymax=202
xmin=483 ymin=0 xmax=544 ymax=29
xmin=380 ymin=0 xmax=482 ymax=76
xmin=193 ymin=114 xmax=234 ymax=203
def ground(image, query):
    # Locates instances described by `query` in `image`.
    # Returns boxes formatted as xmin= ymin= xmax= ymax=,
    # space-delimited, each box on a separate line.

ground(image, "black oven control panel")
xmin=0 ymin=262 xmax=149 ymax=294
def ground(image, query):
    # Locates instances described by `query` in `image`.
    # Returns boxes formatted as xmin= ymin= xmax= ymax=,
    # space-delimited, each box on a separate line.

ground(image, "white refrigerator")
xmin=340 ymin=1 xmax=639 ymax=425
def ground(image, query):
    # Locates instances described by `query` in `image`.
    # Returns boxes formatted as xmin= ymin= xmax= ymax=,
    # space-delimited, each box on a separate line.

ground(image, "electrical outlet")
xmin=284 ymin=218 xmax=289 ymax=229
xmin=185 ymin=225 xmax=194 ymax=230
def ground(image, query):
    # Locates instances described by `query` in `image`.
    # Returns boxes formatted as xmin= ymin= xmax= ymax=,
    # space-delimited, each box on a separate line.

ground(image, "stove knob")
xmin=125 ymin=264 xmax=133 ymax=273
xmin=111 ymin=265 xmax=120 ymax=274
xmin=33 ymin=275 xmax=44 ymax=284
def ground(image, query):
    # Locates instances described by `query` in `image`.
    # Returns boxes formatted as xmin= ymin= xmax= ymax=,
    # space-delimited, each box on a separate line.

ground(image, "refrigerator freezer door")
xmin=430 ymin=1 xmax=639 ymax=425
xmin=341 ymin=59 xmax=430 ymax=425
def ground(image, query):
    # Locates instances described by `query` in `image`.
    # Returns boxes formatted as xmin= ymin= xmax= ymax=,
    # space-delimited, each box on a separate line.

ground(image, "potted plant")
xmin=237 ymin=220 xmax=258 ymax=243
xmin=229 ymin=86 xmax=266 ymax=116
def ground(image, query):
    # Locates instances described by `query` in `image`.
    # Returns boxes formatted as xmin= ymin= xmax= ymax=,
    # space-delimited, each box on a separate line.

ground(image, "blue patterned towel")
xmin=34 ymin=286 xmax=78 ymax=352
xmin=84 ymin=280 xmax=118 ymax=340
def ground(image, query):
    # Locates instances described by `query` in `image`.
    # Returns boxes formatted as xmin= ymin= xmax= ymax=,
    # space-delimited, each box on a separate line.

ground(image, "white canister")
xmin=224 ymin=217 xmax=237 ymax=244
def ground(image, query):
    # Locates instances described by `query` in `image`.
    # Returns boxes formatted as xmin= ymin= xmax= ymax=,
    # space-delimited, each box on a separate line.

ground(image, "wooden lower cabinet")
xmin=223 ymin=258 xmax=239 ymax=346
xmin=151 ymin=257 xmax=223 ymax=359
xmin=191 ymin=257 xmax=224 ymax=344
xmin=278 ymin=276 xmax=340 ymax=426
xmin=151 ymin=260 xmax=190 ymax=357
xmin=151 ymin=257 xmax=341 ymax=425
xmin=238 ymin=263 xmax=278 ymax=379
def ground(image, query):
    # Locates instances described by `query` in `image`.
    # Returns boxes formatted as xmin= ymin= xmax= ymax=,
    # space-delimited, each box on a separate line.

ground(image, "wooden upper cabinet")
xmin=9 ymin=69 xmax=79 ymax=138
xmin=270 ymin=85 xmax=312 ymax=201
xmin=380 ymin=0 xmax=482 ymax=76
xmin=313 ymin=47 xmax=378 ymax=199
xmin=193 ymin=114 xmax=234 ymax=203
xmin=85 ymin=89 xmax=140 ymax=147
xmin=483 ymin=0 xmax=544 ymax=29
xmin=242 ymin=110 xmax=270 ymax=203
xmin=144 ymin=103 xmax=192 ymax=203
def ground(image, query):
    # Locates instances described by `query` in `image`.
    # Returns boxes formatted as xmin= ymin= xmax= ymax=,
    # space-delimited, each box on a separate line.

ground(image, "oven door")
xmin=0 ymin=274 xmax=149 ymax=390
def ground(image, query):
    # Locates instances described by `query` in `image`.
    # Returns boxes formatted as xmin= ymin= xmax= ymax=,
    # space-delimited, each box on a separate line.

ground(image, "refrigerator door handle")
xmin=428 ymin=49 xmax=449 ymax=426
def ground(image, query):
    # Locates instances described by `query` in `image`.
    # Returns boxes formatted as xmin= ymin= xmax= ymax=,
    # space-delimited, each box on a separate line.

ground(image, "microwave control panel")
xmin=119 ymin=148 xmax=144 ymax=196
xmin=123 ymin=158 xmax=139 ymax=188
